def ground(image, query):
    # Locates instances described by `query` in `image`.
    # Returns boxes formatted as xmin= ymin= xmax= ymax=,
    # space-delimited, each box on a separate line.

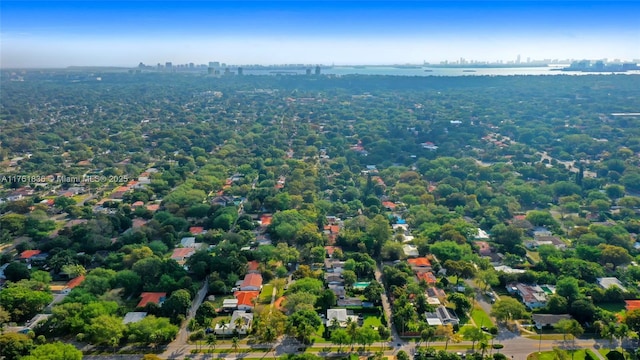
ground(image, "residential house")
xmin=171 ymin=248 xmax=196 ymax=265
xmin=222 ymin=299 xmax=239 ymax=312
xmin=408 ymin=257 xmax=432 ymax=272
xmin=137 ymin=292 xmax=167 ymax=308
xmin=528 ymin=235 xmax=566 ymax=250
xmin=416 ymin=272 xmax=437 ymax=285
xmin=324 ymin=273 xmax=343 ymax=285
xmin=180 ymin=237 xmax=197 ymax=247
xmin=402 ymin=245 xmax=419 ymax=258
xmin=324 ymin=259 xmax=345 ymax=274
xmin=324 ymin=246 xmax=342 ymax=258
xmin=189 ymin=226 xmax=205 ymax=235
xmin=234 ymin=291 xmax=260 ymax=311
xmin=326 ymin=308 xmax=358 ymax=327
xmin=123 ymin=312 xmax=148 ymax=324
xmin=20 ymin=250 xmax=42 ymax=262
xmin=214 ymin=310 xmax=254 ymax=335
xmin=507 ymin=283 xmax=548 ymax=309
xmin=474 ymin=241 xmax=492 ymax=256
xmin=597 ymin=277 xmax=627 ymax=292
xmin=328 ymin=284 xmax=346 ymax=299
xmin=425 ymin=305 xmax=459 ymax=326
xmin=246 ymin=260 xmax=260 ymax=274
xmin=240 ymin=273 xmax=263 ymax=291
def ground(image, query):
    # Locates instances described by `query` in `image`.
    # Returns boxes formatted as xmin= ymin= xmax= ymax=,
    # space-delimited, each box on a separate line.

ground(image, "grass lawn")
xmin=259 ymin=284 xmax=274 ymax=304
xmin=470 ymin=304 xmax=493 ymax=328
xmin=363 ymin=314 xmax=383 ymax=329
xmin=598 ymin=302 xmax=625 ymax=314
xmin=524 ymin=334 xmax=573 ymax=341
xmin=526 ymin=250 xmax=541 ymax=263
xmin=310 ymin=323 xmax=326 ymax=343
xmin=527 ymin=349 xmax=598 ymax=360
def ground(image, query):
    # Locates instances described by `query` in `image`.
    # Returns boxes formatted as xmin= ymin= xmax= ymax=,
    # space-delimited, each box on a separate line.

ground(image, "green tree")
xmin=86 ymin=315 xmax=125 ymax=346
xmin=363 ymin=280 xmax=384 ymax=305
xmin=462 ymin=327 xmax=487 ymax=351
xmin=162 ymin=289 xmax=192 ymax=321
xmin=556 ymin=277 xmax=580 ymax=303
xmin=554 ymin=319 xmax=583 ymax=346
xmin=3 ymin=262 xmax=30 ymax=282
xmin=447 ymin=292 xmax=472 ymax=316
xmin=286 ymin=309 xmax=321 ymax=345
xmin=21 ymin=342 xmax=82 ymax=360
xmin=598 ymin=244 xmax=632 ymax=270
xmin=490 ymin=298 xmax=528 ymax=323
xmin=330 ymin=329 xmax=350 ymax=352
xmin=0 ymin=282 xmax=53 ymax=322
xmin=0 ymin=333 xmax=34 ymax=360
xmin=443 ymin=260 xmax=476 ymax=285
xmin=355 ymin=326 xmax=379 ymax=351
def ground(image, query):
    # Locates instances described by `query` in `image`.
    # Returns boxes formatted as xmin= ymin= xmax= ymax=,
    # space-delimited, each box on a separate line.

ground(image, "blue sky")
xmin=1 ymin=1 xmax=639 ymax=67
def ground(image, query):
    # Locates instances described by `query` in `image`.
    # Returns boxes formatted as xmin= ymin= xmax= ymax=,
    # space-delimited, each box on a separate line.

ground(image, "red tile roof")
xmin=247 ymin=260 xmax=260 ymax=272
xmin=323 ymin=225 xmax=340 ymax=234
xmin=189 ymin=226 xmax=204 ymax=235
xmin=241 ymin=273 xmax=263 ymax=289
xmin=324 ymin=246 xmax=341 ymax=256
xmin=146 ymin=204 xmax=160 ymax=212
xmin=408 ymin=257 xmax=432 ymax=267
xmin=137 ymin=292 xmax=167 ymax=308
xmin=416 ymin=272 xmax=437 ymax=284
xmin=131 ymin=201 xmax=144 ymax=207
xmin=382 ymin=201 xmax=397 ymax=210
xmin=234 ymin=291 xmax=260 ymax=308
xmin=625 ymin=300 xmax=640 ymax=311
xmin=260 ymin=215 xmax=272 ymax=226
xmin=20 ymin=250 xmax=41 ymax=259
xmin=66 ymin=275 xmax=85 ymax=289
xmin=171 ymin=248 xmax=196 ymax=260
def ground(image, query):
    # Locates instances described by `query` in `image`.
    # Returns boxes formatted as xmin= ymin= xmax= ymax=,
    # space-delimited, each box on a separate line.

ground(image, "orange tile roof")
xmin=20 ymin=250 xmax=41 ymax=259
xmin=382 ymin=201 xmax=396 ymax=209
xmin=171 ymin=248 xmax=196 ymax=260
xmin=241 ymin=273 xmax=263 ymax=288
xmin=625 ymin=300 xmax=640 ymax=311
xmin=234 ymin=291 xmax=260 ymax=307
xmin=189 ymin=226 xmax=204 ymax=235
xmin=247 ymin=260 xmax=260 ymax=272
xmin=416 ymin=272 xmax=437 ymax=284
xmin=324 ymin=246 xmax=341 ymax=256
xmin=131 ymin=201 xmax=144 ymax=207
xmin=137 ymin=292 xmax=167 ymax=308
xmin=66 ymin=275 xmax=85 ymax=289
xmin=260 ymin=215 xmax=272 ymax=226
xmin=146 ymin=204 xmax=160 ymax=212
xmin=408 ymin=257 xmax=432 ymax=267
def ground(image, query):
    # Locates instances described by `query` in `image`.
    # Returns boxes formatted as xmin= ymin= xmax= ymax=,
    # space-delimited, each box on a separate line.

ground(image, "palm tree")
xmin=206 ymin=334 xmax=217 ymax=353
xmin=347 ymin=319 xmax=359 ymax=351
xmin=219 ymin=319 xmax=229 ymax=337
xmin=231 ymin=336 xmax=239 ymax=353
xmin=234 ymin=316 xmax=245 ymax=334
xmin=479 ymin=341 xmax=489 ymax=358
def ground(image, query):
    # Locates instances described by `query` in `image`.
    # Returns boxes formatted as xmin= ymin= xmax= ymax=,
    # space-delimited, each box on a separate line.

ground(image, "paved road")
xmin=163 ymin=279 xmax=209 ymax=359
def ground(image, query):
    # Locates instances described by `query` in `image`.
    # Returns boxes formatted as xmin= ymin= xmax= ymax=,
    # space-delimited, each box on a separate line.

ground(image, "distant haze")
xmin=1 ymin=1 xmax=639 ymax=68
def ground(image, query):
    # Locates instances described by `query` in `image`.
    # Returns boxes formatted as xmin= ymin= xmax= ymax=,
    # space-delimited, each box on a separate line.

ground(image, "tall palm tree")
xmin=219 ymin=319 xmax=229 ymax=337
xmin=232 ymin=336 xmax=239 ymax=353
xmin=206 ymin=334 xmax=217 ymax=353
xmin=234 ymin=316 xmax=245 ymax=334
xmin=479 ymin=341 xmax=489 ymax=358
xmin=347 ymin=319 xmax=358 ymax=351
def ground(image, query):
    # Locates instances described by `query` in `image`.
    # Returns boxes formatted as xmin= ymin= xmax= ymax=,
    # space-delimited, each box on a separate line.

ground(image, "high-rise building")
xmin=237 ymin=67 xmax=243 ymax=76
xmin=165 ymin=62 xmax=173 ymax=71
xmin=189 ymin=63 xmax=195 ymax=69
xmin=315 ymin=65 xmax=321 ymax=75
xmin=516 ymin=54 xmax=521 ymax=64
xmin=306 ymin=68 xmax=312 ymax=76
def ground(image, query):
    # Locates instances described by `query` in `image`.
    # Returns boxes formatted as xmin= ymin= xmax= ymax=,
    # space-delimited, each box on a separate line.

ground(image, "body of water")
xmin=243 ymin=66 xmax=640 ymax=77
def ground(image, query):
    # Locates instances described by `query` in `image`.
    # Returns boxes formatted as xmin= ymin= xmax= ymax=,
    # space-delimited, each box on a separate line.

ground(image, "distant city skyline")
xmin=1 ymin=1 xmax=639 ymax=68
